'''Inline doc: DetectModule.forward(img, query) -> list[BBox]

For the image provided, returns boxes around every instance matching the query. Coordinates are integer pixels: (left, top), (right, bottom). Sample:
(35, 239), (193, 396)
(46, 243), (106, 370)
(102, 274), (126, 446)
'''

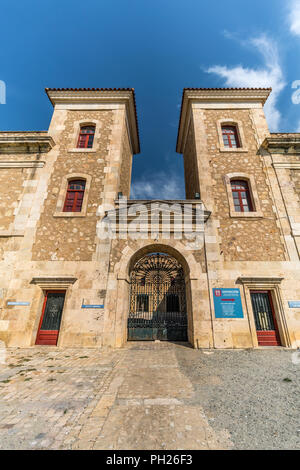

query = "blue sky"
(1, 0), (300, 199)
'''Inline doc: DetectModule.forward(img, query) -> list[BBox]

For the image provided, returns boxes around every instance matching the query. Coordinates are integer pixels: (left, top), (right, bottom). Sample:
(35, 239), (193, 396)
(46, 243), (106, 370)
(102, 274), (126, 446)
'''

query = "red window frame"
(222, 125), (240, 148)
(231, 179), (253, 212)
(77, 125), (95, 149)
(63, 179), (86, 212)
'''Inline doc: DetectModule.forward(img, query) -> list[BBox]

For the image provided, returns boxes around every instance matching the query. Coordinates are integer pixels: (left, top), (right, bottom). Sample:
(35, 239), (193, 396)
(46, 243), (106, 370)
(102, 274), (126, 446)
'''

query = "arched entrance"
(128, 252), (188, 341)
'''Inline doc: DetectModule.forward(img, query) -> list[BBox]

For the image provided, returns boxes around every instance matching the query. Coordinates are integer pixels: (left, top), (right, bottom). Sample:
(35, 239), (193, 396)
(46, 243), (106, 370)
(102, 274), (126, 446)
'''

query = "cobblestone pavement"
(0, 343), (299, 450)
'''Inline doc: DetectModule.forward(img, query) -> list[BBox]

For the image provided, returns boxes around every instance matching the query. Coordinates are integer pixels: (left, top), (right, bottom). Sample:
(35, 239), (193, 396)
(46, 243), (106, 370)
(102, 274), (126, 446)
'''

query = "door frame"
(238, 277), (292, 348)
(35, 290), (66, 346)
(250, 290), (281, 346)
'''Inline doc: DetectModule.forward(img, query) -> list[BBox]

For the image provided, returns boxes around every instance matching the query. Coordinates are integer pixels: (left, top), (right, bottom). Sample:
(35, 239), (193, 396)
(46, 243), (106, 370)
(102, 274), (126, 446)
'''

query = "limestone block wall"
(201, 108), (286, 262)
(32, 109), (114, 262)
(183, 123), (200, 199)
(290, 169), (300, 228)
(0, 136), (53, 340)
(0, 98), (136, 348)
(118, 123), (133, 198)
(1, 260), (107, 347)
(0, 167), (25, 232)
(179, 99), (300, 349)
(291, 169), (300, 195)
(269, 151), (300, 258)
(208, 260), (300, 349)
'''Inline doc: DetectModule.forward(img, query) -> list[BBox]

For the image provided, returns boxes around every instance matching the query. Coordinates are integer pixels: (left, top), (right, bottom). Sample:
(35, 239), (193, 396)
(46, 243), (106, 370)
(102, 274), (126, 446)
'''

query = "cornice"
(0, 133), (54, 154)
(272, 162), (300, 169)
(110, 199), (211, 225)
(0, 161), (45, 168)
(30, 276), (77, 289)
(262, 134), (300, 155)
(237, 277), (284, 285)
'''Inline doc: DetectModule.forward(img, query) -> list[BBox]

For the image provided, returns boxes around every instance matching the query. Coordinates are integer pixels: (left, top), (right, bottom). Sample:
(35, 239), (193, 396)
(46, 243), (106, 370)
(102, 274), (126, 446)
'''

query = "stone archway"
(128, 252), (188, 341)
(105, 242), (205, 348)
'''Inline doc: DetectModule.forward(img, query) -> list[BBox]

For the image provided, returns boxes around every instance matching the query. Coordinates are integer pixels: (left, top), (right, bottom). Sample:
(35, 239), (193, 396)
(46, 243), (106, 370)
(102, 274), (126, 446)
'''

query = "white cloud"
(130, 171), (185, 200)
(206, 35), (286, 131)
(288, 0), (300, 36)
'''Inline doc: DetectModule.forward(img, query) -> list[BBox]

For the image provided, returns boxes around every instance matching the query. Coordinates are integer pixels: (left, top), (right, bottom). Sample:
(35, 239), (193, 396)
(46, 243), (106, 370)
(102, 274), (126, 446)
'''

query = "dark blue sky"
(0, 0), (299, 199)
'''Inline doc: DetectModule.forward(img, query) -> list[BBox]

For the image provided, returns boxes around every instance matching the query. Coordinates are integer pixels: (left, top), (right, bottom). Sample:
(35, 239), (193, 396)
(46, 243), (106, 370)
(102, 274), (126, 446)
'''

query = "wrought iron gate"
(128, 253), (188, 341)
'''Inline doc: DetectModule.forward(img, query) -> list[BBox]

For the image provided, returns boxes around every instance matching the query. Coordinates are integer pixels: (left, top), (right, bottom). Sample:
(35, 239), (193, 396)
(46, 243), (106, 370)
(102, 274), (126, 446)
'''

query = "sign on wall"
(81, 304), (104, 309)
(7, 301), (30, 306)
(213, 288), (244, 319)
(288, 301), (300, 308)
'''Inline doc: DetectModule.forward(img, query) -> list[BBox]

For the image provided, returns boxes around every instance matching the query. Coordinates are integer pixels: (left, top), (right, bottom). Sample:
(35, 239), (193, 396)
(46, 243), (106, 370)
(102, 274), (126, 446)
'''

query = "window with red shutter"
(63, 180), (86, 212)
(231, 180), (253, 212)
(77, 126), (95, 149)
(222, 125), (240, 148)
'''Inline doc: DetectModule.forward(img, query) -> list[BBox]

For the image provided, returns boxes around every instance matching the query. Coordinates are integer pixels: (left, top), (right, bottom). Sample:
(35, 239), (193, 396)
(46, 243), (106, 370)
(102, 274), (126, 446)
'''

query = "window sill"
(229, 211), (263, 218)
(68, 148), (97, 153)
(53, 212), (87, 218)
(0, 230), (24, 237)
(219, 147), (249, 153)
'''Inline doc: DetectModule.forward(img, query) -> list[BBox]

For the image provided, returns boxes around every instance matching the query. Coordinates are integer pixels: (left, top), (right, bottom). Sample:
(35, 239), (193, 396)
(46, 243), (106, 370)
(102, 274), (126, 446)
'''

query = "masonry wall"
(179, 103), (300, 349)
(291, 169), (300, 200)
(202, 109), (286, 261)
(119, 123), (133, 198)
(32, 110), (114, 262)
(0, 144), (49, 344)
(0, 167), (26, 232)
(0, 102), (136, 348)
(183, 123), (200, 199)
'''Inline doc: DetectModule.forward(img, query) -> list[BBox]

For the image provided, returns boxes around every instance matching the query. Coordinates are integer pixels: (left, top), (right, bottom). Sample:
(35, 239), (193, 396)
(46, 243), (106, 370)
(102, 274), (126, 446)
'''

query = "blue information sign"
(7, 301), (30, 306)
(288, 301), (300, 308)
(213, 288), (244, 319)
(81, 304), (104, 309)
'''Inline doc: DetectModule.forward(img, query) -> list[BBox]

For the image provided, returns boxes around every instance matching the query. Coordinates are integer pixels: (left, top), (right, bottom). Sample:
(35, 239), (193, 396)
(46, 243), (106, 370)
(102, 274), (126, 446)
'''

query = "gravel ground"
(176, 347), (300, 450)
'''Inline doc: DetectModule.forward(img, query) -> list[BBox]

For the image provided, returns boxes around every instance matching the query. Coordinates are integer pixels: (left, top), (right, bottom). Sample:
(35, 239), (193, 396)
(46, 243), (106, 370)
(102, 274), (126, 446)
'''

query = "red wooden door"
(250, 291), (281, 346)
(35, 291), (66, 345)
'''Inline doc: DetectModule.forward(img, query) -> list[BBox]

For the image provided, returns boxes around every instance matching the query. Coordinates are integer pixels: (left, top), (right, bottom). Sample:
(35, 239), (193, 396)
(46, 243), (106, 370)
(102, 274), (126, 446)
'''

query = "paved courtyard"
(0, 342), (299, 450)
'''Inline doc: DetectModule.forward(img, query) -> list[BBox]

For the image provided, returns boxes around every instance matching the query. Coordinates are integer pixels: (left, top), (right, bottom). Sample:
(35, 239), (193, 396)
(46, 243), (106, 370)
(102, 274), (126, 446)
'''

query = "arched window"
(77, 125), (95, 149)
(63, 179), (86, 212)
(231, 180), (253, 212)
(222, 125), (240, 148)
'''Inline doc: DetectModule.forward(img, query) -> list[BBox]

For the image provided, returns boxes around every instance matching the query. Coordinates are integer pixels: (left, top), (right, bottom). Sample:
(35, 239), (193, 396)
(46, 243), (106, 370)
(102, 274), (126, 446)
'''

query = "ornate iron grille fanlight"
(128, 253), (188, 341)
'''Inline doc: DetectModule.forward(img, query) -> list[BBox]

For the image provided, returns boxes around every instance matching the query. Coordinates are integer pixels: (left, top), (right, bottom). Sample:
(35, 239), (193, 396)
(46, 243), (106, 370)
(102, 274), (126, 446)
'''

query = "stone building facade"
(0, 87), (299, 349)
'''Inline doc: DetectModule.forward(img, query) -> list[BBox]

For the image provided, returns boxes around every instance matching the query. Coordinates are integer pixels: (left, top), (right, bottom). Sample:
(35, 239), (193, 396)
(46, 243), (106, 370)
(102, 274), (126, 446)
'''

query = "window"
(222, 125), (240, 148)
(231, 180), (253, 212)
(77, 125), (95, 149)
(63, 179), (86, 212)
